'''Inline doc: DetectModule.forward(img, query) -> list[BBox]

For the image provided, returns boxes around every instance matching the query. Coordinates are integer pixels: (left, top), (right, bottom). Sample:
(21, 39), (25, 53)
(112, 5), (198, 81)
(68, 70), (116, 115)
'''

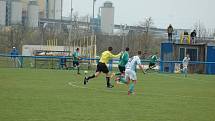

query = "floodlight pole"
(92, 0), (96, 34)
(68, 0), (73, 53)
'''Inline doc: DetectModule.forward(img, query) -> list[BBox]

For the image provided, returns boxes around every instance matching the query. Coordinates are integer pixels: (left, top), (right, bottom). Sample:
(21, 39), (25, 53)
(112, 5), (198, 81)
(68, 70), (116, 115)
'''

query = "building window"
(179, 48), (198, 61)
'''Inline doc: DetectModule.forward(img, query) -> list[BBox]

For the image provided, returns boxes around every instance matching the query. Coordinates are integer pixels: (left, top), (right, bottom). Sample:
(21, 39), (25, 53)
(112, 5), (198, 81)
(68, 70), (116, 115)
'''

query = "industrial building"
(11, 0), (23, 25)
(101, 1), (114, 34)
(27, 1), (39, 27)
(0, 0), (6, 26)
(0, 0), (63, 27)
(45, 0), (63, 20)
(21, 0), (46, 18)
(3, 0), (23, 25)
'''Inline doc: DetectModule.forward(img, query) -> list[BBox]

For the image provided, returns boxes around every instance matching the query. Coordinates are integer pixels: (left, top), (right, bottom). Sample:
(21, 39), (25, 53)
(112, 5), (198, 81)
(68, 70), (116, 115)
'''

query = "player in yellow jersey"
(84, 47), (121, 88)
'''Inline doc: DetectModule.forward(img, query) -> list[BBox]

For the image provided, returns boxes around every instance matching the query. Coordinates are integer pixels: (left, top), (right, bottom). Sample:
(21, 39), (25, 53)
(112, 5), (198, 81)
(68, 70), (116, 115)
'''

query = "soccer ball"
(84, 70), (88, 74)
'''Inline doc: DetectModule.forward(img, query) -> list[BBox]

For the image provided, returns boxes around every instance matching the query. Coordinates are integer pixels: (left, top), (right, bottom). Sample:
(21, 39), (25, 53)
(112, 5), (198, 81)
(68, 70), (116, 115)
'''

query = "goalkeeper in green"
(146, 52), (158, 72)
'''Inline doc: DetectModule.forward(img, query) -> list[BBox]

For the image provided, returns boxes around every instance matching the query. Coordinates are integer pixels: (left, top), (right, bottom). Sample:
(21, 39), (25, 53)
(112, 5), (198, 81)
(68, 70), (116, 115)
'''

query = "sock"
(77, 67), (80, 73)
(184, 68), (187, 77)
(106, 77), (110, 86)
(115, 72), (121, 76)
(129, 83), (134, 93)
(146, 68), (149, 71)
(87, 74), (95, 80)
(119, 77), (127, 84)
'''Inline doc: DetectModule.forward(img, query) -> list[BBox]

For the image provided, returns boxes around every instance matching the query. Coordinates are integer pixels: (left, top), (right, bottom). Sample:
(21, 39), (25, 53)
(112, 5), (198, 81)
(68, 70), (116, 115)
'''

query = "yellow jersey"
(99, 51), (121, 64)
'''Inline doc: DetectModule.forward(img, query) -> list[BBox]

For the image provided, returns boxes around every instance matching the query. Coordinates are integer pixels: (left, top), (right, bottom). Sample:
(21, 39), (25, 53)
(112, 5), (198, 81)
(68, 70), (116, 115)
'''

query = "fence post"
(108, 60), (113, 71)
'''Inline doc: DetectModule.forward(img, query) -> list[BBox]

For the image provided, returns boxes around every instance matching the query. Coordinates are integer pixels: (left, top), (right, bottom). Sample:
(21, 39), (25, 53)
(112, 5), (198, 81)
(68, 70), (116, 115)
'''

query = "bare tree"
(193, 21), (207, 41)
(139, 17), (154, 52)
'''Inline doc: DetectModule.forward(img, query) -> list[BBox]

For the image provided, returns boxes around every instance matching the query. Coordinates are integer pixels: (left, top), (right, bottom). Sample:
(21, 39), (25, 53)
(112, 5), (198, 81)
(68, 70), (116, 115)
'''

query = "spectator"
(190, 30), (197, 44)
(10, 47), (19, 57)
(167, 24), (174, 42)
(10, 47), (19, 67)
(60, 53), (68, 69)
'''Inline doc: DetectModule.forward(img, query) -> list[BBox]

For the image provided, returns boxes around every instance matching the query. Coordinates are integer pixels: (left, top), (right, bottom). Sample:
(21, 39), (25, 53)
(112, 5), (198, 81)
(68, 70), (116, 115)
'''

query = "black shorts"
(168, 33), (172, 37)
(73, 61), (79, 67)
(96, 62), (109, 73)
(118, 65), (125, 73)
(149, 63), (155, 68)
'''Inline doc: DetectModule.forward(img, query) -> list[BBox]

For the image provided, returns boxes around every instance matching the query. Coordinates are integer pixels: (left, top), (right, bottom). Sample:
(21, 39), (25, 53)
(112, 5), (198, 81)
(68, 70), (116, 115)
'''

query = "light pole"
(61, 0), (63, 21)
(68, 0), (73, 54)
(92, 0), (96, 33)
(69, 0), (73, 42)
(93, 0), (96, 19)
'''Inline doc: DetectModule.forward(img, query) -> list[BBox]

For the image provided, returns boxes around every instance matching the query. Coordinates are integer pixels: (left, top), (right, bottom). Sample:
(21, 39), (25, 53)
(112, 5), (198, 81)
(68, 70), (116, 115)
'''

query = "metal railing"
(1, 54), (215, 74)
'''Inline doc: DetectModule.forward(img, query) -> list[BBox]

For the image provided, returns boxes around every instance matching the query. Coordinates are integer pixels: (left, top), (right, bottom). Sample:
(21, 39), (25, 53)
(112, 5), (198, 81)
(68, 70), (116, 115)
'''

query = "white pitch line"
(68, 81), (127, 93)
(67, 81), (215, 100)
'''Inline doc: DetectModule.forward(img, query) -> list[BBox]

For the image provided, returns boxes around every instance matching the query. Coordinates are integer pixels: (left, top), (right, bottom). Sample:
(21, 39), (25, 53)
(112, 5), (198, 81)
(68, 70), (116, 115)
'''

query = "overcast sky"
(62, 0), (215, 29)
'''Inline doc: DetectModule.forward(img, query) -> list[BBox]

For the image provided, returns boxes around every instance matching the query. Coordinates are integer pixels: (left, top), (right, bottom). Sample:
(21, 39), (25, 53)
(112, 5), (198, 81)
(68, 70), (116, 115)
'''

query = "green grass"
(0, 68), (215, 121)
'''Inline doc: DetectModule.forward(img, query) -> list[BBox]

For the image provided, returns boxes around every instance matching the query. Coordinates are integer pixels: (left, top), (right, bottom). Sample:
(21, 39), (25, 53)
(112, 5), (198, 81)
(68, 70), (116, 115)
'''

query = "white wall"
(101, 7), (114, 34)
(22, 45), (66, 56)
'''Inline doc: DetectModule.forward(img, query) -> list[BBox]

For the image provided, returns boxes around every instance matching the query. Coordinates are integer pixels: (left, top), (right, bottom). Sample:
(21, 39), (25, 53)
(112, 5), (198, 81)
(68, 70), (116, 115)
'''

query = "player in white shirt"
(182, 54), (190, 77)
(125, 51), (145, 95)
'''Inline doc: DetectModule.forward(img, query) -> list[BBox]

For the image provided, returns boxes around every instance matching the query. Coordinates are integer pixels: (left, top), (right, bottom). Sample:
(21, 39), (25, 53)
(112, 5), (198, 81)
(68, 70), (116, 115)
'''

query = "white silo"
(11, 0), (22, 24)
(0, 0), (6, 26)
(54, 0), (62, 19)
(27, 1), (39, 27)
(46, 0), (62, 20)
(101, 1), (114, 34)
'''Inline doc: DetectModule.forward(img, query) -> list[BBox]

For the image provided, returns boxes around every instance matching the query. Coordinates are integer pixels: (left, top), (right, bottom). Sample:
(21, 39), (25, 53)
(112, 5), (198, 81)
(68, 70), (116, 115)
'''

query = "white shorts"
(125, 69), (137, 81)
(183, 67), (188, 72)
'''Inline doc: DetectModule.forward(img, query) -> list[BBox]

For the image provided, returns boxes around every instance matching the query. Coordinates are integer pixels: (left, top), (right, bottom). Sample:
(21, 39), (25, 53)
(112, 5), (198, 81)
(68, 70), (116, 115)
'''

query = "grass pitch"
(0, 68), (215, 121)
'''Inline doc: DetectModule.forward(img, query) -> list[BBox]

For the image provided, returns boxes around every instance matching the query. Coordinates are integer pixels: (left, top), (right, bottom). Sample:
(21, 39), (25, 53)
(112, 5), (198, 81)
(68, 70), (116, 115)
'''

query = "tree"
(139, 17), (154, 52)
(193, 21), (207, 41)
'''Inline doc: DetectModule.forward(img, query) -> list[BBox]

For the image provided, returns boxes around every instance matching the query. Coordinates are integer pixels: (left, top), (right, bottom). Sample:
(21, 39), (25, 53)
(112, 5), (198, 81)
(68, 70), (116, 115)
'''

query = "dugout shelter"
(160, 42), (215, 74)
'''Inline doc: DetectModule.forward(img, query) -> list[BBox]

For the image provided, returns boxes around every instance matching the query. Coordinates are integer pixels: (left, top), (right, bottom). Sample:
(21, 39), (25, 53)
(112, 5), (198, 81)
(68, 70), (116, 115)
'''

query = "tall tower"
(38, 0), (45, 17)
(27, 1), (39, 27)
(101, 1), (114, 34)
(21, 0), (45, 18)
(10, 0), (22, 25)
(45, 0), (62, 20)
(0, 0), (6, 26)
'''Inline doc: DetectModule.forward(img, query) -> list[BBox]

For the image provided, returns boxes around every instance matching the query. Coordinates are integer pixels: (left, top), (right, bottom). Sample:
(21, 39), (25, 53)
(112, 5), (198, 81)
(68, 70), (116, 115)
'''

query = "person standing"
(60, 53), (68, 69)
(84, 47), (121, 88)
(182, 54), (190, 77)
(10, 47), (19, 67)
(190, 30), (197, 44)
(72, 48), (81, 74)
(167, 24), (174, 42)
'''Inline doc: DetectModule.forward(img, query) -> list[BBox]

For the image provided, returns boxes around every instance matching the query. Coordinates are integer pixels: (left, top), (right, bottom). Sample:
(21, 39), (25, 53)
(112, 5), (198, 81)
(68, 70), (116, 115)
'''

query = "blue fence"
(0, 54), (100, 70)
(160, 60), (215, 74)
(0, 54), (215, 74)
